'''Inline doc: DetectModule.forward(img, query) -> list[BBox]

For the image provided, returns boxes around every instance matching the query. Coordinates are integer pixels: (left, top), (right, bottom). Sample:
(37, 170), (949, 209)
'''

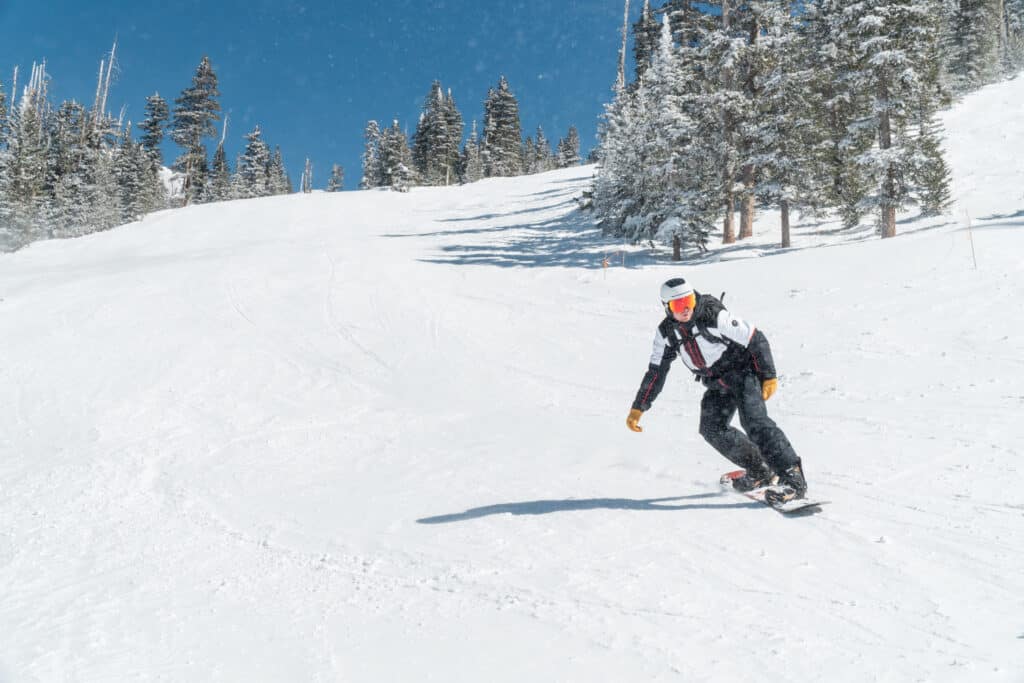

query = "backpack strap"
(658, 317), (683, 358)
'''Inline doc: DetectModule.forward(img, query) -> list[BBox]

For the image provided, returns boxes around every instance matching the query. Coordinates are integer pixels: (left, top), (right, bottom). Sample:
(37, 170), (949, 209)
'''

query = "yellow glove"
(761, 378), (778, 401)
(626, 408), (644, 432)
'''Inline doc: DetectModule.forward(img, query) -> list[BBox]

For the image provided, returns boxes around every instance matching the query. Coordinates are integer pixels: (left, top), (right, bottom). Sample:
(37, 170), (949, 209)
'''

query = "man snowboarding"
(626, 277), (807, 505)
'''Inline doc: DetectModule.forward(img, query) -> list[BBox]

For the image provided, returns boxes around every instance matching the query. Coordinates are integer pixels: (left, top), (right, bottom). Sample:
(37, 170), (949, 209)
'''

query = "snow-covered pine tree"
(460, 120), (484, 183)
(556, 126), (581, 167)
(804, 0), (876, 229)
(379, 120), (415, 191)
(594, 79), (643, 237)
(632, 0), (661, 83)
(360, 120), (382, 189)
(85, 136), (122, 234)
(730, 1), (769, 240)
(138, 93), (168, 166)
(301, 157), (313, 193)
(170, 56), (220, 205)
(746, 0), (826, 247)
(846, 0), (949, 237)
(696, 0), (748, 244)
(113, 123), (149, 223)
(907, 2), (954, 217)
(237, 125), (271, 198)
(327, 164), (344, 192)
(412, 81), (451, 185)
(663, 0), (719, 60)
(950, 0), (1003, 90)
(645, 15), (717, 256)
(482, 76), (523, 177)
(0, 79), (13, 250)
(521, 136), (536, 174)
(269, 146), (291, 195)
(909, 115), (953, 215)
(533, 126), (554, 173)
(209, 141), (232, 202)
(45, 100), (87, 239)
(1006, 0), (1024, 69)
(442, 89), (464, 185)
(5, 65), (50, 245)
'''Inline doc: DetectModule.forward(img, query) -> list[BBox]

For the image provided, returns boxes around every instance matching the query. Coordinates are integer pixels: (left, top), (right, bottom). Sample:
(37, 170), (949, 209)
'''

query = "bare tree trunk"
(723, 197), (736, 244)
(879, 82), (896, 239)
(184, 156), (193, 207)
(739, 164), (755, 239)
(673, 234), (682, 261)
(997, 0), (1009, 65)
(739, 17), (759, 240)
(780, 199), (791, 248)
(721, 0), (736, 245)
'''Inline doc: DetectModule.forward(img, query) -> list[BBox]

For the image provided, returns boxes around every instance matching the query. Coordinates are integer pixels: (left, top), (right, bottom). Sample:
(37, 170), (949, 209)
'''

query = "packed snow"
(1, 77), (1022, 682)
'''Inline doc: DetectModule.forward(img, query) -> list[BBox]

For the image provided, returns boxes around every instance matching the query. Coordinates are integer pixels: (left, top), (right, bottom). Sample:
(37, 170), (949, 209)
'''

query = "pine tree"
(533, 126), (554, 173)
(412, 81), (452, 185)
(594, 81), (643, 237)
(482, 76), (523, 177)
(909, 116), (953, 215)
(632, 0), (661, 83)
(170, 56), (220, 204)
(641, 15), (716, 255)
(327, 164), (344, 192)
(460, 120), (484, 183)
(208, 141), (232, 202)
(360, 120), (382, 189)
(696, 0), (748, 244)
(951, 0), (1002, 90)
(1006, 0), (1024, 69)
(380, 120), (415, 191)
(746, 0), (826, 247)
(114, 124), (149, 223)
(46, 100), (89, 239)
(0, 79), (13, 250)
(442, 89), (464, 184)
(238, 125), (271, 198)
(522, 136), (537, 174)
(556, 126), (581, 167)
(845, 0), (949, 237)
(269, 146), (291, 195)
(138, 93), (168, 166)
(5, 66), (50, 245)
(805, 0), (876, 229)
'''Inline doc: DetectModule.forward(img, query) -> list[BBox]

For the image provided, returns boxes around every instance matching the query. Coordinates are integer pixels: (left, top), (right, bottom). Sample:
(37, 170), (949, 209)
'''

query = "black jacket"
(631, 293), (776, 411)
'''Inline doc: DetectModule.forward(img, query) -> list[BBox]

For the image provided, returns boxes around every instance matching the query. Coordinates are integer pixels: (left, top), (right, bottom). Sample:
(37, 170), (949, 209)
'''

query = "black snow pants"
(698, 373), (799, 474)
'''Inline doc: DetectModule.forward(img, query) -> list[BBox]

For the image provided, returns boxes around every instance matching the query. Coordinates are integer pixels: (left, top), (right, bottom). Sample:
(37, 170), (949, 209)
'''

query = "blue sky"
(0, 1), (646, 189)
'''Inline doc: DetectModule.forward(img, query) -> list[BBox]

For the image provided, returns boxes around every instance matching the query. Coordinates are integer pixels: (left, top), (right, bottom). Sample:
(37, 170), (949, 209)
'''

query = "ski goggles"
(667, 293), (696, 313)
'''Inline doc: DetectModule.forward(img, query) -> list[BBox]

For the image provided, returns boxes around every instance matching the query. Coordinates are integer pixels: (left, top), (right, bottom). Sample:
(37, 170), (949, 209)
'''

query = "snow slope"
(1, 78), (1023, 682)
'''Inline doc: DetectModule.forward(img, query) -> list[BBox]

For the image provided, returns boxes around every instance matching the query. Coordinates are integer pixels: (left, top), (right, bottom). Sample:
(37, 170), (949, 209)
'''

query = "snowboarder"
(626, 277), (807, 504)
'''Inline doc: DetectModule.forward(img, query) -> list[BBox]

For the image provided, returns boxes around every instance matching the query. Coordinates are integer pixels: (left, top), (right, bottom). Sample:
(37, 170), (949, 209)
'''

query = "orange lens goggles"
(668, 294), (696, 313)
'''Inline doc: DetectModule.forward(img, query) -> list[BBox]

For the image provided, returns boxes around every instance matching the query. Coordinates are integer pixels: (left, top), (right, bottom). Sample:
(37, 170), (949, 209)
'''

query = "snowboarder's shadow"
(416, 492), (761, 524)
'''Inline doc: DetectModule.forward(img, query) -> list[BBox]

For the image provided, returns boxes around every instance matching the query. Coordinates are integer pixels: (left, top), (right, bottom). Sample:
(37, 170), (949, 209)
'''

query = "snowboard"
(720, 470), (828, 514)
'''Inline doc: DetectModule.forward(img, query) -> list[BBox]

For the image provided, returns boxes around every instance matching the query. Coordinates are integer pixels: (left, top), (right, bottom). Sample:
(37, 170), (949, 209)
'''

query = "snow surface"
(1, 78), (1023, 682)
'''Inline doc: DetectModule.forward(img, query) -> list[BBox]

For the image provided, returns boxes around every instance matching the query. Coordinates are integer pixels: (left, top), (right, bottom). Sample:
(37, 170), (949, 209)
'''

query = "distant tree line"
(595, 0), (1024, 258)
(0, 48), (330, 252)
(360, 76), (581, 191)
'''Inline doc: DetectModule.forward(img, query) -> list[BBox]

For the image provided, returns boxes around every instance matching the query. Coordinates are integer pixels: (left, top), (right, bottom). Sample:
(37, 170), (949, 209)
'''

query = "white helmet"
(660, 277), (694, 305)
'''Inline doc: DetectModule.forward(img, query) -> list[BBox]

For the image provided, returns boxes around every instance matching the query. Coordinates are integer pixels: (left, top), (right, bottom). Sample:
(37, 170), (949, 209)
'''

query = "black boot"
(731, 463), (775, 492)
(764, 463), (807, 505)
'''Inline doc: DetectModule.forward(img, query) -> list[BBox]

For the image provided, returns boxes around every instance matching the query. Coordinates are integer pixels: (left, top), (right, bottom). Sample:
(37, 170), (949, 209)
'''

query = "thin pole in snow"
(966, 211), (978, 270)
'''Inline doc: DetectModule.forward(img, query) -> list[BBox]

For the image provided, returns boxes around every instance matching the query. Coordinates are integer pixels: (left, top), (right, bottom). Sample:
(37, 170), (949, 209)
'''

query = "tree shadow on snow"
(381, 189), (663, 270)
(416, 492), (760, 524)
